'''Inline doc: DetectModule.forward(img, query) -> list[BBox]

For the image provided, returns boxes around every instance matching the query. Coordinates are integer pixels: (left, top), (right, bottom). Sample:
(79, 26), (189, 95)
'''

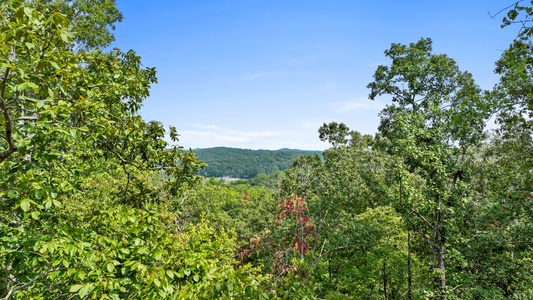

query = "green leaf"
(20, 198), (31, 212)
(177, 268), (184, 278)
(26, 81), (39, 91)
(23, 7), (32, 17)
(69, 284), (83, 293)
(16, 83), (27, 91)
(79, 284), (92, 298)
(33, 189), (44, 199)
(31, 211), (40, 220)
(136, 262), (145, 271)
(50, 61), (60, 70)
(77, 270), (87, 280)
(129, 261), (139, 270)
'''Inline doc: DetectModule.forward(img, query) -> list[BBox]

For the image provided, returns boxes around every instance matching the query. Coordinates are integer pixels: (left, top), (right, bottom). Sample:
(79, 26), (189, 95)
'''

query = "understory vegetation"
(1, 1), (532, 299)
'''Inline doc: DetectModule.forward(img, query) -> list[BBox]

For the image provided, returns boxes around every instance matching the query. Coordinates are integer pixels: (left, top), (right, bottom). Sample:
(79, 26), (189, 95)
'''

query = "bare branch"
(407, 206), (432, 229)
(1, 268), (64, 300)
(312, 238), (328, 266)
(488, 1), (522, 20)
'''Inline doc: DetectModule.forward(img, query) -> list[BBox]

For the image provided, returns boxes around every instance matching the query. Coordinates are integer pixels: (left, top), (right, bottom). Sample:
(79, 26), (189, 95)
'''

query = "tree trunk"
(407, 231), (412, 300)
(436, 211), (446, 300)
(382, 258), (388, 299)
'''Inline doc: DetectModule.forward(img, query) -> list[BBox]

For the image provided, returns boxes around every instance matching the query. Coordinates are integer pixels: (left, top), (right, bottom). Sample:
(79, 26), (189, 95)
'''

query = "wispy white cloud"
(331, 97), (386, 113)
(240, 71), (279, 81)
(185, 123), (295, 138)
(176, 123), (312, 149)
(187, 124), (226, 131)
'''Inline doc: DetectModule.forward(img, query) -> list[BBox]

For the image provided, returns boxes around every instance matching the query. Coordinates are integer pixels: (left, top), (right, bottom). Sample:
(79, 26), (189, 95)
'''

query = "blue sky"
(111, 1), (517, 150)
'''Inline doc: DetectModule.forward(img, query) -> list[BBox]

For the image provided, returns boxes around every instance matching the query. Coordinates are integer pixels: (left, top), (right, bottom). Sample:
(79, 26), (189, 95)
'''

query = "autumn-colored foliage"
(276, 194), (316, 257)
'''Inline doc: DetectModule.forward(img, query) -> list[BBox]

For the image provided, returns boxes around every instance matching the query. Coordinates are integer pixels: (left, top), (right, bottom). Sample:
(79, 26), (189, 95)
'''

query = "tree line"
(194, 147), (322, 179)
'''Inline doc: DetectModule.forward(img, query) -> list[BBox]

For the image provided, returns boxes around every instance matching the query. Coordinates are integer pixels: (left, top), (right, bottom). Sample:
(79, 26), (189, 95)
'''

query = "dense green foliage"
(1, 1), (533, 299)
(0, 1), (269, 299)
(194, 147), (322, 179)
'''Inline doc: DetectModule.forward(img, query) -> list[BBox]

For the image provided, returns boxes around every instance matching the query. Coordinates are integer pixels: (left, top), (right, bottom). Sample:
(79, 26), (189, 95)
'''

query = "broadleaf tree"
(367, 38), (489, 299)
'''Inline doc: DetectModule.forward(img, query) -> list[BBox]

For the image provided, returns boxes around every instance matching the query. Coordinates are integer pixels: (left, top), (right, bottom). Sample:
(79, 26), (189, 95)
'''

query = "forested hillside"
(1, 1), (533, 299)
(194, 147), (322, 178)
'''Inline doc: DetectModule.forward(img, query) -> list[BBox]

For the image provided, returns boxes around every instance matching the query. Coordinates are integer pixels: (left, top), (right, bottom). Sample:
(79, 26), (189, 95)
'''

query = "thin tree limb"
(1, 268), (64, 300)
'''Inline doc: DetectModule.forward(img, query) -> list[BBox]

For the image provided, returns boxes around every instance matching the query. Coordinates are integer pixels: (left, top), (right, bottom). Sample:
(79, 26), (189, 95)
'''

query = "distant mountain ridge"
(193, 147), (322, 179)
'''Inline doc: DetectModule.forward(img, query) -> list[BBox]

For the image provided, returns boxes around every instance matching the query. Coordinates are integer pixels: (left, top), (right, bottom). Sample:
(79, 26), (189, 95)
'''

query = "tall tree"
(368, 38), (487, 299)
